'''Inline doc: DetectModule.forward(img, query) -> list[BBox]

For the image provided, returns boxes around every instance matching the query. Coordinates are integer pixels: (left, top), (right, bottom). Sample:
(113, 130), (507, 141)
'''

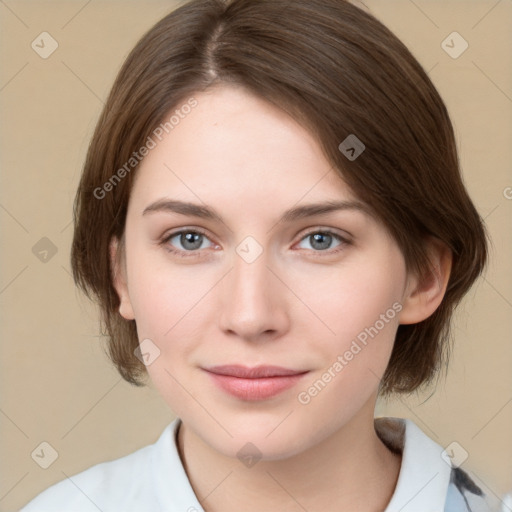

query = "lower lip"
(205, 372), (308, 401)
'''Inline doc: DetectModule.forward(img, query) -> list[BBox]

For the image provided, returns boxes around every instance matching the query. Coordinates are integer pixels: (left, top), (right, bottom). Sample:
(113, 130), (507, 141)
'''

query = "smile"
(203, 365), (310, 401)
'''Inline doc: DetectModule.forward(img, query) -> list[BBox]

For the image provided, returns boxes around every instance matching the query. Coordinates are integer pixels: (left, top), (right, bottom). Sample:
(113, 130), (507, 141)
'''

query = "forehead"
(130, 84), (358, 215)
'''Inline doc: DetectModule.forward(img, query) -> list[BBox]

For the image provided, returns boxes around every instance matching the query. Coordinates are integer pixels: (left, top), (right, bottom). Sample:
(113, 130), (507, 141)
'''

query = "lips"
(203, 365), (309, 401)
(205, 365), (306, 378)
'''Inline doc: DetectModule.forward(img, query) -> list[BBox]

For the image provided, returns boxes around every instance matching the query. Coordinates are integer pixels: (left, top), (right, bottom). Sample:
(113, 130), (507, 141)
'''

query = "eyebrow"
(142, 198), (370, 224)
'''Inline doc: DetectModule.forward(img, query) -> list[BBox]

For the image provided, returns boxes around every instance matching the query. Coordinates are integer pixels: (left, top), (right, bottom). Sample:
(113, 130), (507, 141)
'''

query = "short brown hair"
(71, 0), (488, 394)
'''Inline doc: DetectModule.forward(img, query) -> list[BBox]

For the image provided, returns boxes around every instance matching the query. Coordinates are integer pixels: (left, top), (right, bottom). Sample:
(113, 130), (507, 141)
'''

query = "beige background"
(0, 1), (511, 511)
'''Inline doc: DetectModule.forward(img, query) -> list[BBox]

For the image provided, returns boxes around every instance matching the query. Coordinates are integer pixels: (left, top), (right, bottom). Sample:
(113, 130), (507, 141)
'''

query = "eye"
(160, 227), (351, 259)
(161, 229), (216, 258)
(295, 230), (349, 253)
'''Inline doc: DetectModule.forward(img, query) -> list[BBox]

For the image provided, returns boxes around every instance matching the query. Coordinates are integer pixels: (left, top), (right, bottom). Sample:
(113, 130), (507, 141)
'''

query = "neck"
(177, 401), (402, 512)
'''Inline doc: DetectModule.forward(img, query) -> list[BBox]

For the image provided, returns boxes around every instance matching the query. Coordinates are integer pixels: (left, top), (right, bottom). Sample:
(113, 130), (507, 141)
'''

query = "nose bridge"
(232, 242), (273, 314)
(218, 237), (285, 339)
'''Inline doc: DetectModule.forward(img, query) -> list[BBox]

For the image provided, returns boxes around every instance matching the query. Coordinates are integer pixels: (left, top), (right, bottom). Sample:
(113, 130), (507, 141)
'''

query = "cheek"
(289, 257), (404, 345)
(126, 245), (207, 336)
(128, 276), (171, 338)
(294, 274), (401, 423)
(125, 253), (221, 391)
(129, 261), (209, 411)
(290, 253), (405, 402)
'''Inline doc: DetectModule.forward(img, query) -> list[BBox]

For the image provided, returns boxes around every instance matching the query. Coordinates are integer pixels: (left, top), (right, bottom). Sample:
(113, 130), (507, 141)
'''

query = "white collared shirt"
(20, 417), (492, 512)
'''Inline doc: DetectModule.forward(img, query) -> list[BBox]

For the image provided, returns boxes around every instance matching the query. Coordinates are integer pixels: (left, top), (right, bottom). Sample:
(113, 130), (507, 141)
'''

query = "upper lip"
(204, 365), (308, 379)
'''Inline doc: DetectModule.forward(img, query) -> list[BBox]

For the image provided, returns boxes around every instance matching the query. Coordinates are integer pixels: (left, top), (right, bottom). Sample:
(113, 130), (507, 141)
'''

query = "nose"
(217, 244), (290, 342)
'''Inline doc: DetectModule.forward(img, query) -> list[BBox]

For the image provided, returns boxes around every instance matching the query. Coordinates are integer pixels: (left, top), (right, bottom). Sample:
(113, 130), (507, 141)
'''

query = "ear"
(399, 238), (452, 325)
(109, 236), (135, 321)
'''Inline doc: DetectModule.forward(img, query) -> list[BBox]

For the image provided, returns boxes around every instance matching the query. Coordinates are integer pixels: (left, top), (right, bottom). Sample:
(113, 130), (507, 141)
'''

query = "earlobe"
(399, 239), (452, 325)
(109, 237), (135, 320)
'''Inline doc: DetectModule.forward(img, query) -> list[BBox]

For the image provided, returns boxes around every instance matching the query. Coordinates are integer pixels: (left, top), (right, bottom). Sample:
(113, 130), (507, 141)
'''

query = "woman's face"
(114, 84), (412, 460)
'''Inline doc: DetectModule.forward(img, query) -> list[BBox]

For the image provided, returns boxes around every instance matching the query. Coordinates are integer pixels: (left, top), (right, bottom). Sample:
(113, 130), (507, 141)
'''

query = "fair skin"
(111, 84), (451, 512)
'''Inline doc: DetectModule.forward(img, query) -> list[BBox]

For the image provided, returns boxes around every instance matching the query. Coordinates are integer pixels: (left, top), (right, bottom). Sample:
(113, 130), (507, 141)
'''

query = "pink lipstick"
(203, 365), (309, 401)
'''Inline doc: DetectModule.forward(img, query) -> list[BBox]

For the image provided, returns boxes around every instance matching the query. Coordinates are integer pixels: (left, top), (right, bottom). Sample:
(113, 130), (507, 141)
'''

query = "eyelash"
(159, 227), (351, 259)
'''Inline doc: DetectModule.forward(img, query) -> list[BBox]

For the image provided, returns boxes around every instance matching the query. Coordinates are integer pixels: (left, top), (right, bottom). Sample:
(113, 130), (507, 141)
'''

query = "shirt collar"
(153, 417), (205, 511)
(155, 417), (452, 512)
(377, 417), (452, 512)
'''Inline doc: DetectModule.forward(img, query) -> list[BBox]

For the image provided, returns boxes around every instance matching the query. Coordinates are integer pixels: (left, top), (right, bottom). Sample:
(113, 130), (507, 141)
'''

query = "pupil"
(182, 232), (201, 250)
(312, 233), (331, 250)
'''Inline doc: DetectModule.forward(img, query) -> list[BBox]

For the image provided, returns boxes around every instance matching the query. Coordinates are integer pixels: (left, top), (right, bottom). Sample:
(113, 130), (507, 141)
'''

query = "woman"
(21, 0), (491, 510)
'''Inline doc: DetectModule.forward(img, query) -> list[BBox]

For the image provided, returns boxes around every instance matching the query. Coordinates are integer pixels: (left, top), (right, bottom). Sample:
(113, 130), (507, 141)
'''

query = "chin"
(186, 410), (301, 457)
